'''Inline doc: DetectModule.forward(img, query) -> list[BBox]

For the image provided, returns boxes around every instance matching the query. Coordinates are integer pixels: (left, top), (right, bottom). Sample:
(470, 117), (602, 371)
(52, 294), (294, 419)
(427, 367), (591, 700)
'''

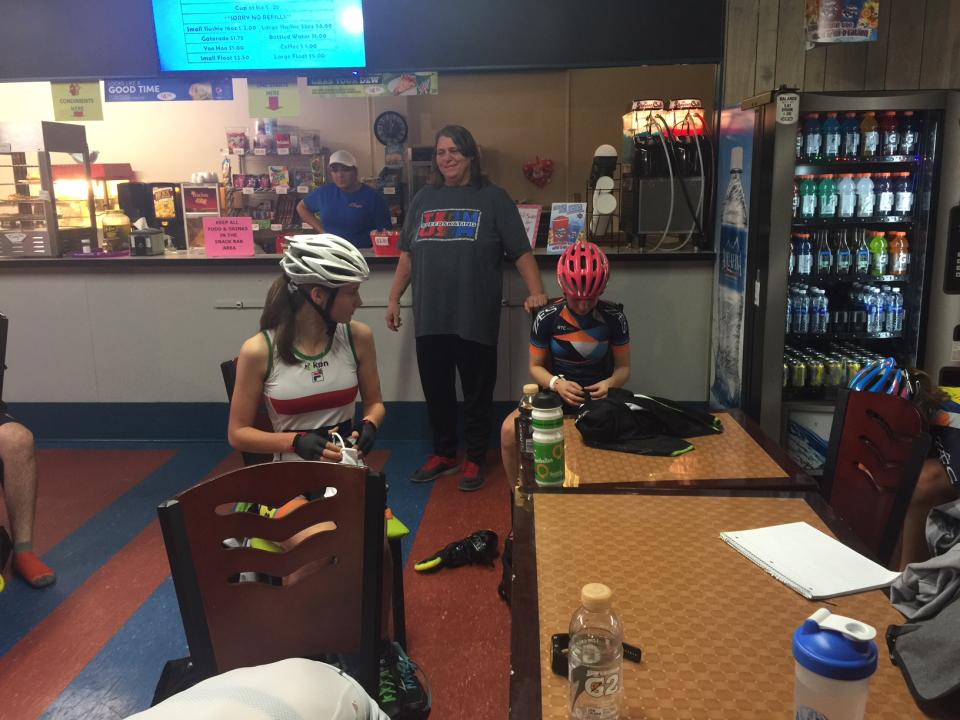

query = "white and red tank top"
(262, 324), (359, 460)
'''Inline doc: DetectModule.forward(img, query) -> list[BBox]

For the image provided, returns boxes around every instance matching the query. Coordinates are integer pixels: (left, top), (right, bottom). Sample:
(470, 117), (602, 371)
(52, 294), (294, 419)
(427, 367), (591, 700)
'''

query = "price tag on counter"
(277, 148), (289, 155)
(296, 185), (310, 194)
(275, 186), (288, 194)
(254, 148), (267, 156)
(270, 223), (283, 231)
(234, 148), (245, 156)
(242, 187), (255, 195)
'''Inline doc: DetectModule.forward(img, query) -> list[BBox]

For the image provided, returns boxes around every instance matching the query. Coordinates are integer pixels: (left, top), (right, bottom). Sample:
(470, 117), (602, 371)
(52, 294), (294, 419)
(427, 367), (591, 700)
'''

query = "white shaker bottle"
(793, 608), (878, 720)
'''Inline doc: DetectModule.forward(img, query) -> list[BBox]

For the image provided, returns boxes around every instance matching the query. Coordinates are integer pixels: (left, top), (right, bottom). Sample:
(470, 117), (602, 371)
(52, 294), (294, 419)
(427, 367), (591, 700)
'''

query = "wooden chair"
(154, 461), (385, 702)
(220, 357), (406, 648)
(822, 388), (931, 567)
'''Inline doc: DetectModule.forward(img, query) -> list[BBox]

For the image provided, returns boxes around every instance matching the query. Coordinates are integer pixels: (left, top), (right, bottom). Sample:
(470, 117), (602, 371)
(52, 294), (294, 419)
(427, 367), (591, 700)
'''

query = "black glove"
(293, 431), (327, 460)
(353, 419), (378, 455)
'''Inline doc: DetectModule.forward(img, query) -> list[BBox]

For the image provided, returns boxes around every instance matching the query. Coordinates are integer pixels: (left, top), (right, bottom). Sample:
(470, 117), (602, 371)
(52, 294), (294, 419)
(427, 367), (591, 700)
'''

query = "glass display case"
(0, 121), (97, 257)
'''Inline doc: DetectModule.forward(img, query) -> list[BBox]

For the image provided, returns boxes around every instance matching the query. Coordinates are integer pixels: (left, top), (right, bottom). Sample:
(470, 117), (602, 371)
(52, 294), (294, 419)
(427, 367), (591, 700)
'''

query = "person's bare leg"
(899, 459), (956, 569)
(500, 410), (520, 488)
(0, 421), (55, 587)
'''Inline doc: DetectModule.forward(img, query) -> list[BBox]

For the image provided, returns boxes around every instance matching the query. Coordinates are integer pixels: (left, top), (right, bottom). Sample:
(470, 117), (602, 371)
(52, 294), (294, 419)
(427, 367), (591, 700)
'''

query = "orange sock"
(13, 551), (56, 588)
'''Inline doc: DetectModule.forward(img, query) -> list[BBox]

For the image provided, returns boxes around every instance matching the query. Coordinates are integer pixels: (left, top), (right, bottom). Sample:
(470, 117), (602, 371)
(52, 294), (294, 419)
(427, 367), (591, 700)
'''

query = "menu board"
(151, 0), (367, 72)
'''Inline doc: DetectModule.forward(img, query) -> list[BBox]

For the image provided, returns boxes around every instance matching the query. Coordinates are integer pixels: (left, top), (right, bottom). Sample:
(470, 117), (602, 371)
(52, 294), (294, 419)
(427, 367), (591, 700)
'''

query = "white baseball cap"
(328, 150), (358, 168)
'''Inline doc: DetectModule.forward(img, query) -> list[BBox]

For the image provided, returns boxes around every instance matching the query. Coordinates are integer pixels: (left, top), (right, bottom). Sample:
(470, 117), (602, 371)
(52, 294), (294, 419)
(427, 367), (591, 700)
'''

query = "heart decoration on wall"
(522, 156), (555, 188)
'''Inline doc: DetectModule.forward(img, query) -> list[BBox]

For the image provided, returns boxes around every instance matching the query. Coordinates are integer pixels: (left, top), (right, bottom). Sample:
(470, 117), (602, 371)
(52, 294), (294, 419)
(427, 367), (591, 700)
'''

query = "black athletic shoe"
(457, 460), (485, 492)
(378, 645), (402, 718)
(392, 642), (431, 719)
(413, 529), (499, 573)
(411, 455), (460, 483)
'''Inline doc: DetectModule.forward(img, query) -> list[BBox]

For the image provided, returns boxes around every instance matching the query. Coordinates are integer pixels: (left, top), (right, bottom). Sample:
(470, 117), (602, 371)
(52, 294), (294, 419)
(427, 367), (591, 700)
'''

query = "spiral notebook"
(720, 521), (901, 600)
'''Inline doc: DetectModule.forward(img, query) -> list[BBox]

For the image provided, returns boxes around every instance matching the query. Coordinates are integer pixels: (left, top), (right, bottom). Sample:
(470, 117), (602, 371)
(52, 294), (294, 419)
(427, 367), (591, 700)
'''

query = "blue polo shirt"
(302, 183), (392, 248)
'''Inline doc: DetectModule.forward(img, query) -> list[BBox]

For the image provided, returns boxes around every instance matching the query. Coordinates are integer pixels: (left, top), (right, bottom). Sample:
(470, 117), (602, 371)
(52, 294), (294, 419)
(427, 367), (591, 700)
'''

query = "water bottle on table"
(793, 608), (878, 720)
(515, 383), (539, 491)
(569, 583), (624, 720)
(532, 391), (565, 487)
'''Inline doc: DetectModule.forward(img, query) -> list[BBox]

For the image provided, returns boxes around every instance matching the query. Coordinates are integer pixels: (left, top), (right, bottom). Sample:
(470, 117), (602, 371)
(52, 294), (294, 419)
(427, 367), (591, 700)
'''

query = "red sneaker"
(458, 460), (485, 492)
(411, 454), (460, 483)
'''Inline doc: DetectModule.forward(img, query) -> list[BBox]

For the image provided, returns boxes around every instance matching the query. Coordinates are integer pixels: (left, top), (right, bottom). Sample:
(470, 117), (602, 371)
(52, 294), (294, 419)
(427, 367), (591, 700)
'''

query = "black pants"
(415, 334), (497, 465)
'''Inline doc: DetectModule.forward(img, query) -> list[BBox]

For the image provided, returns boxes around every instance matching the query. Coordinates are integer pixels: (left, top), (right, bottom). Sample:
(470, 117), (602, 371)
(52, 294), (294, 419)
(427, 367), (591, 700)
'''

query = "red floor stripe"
(402, 450), (513, 720)
(0, 451), (243, 719)
(0, 449), (175, 554)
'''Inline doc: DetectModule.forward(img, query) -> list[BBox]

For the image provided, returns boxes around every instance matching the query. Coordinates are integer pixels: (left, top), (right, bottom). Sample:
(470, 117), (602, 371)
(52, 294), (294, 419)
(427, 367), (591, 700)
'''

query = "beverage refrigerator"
(710, 90), (960, 473)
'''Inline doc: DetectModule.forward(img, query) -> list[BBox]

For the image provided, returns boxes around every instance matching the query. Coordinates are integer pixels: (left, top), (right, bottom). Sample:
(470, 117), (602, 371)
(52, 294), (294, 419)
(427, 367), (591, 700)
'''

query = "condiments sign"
(203, 217), (254, 257)
(50, 82), (103, 121)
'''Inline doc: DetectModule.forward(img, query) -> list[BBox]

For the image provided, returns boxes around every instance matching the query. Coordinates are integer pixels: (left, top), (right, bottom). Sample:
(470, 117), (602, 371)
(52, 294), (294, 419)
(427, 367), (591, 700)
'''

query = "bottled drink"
(868, 232), (888, 277)
(879, 286), (891, 333)
(516, 383), (539, 491)
(803, 114), (823, 160)
(860, 112), (879, 157)
(899, 111), (919, 155)
(798, 289), (811, 334)
(834, 230), (852, 276)
(819, 290), (830, 334)
(799, 175), (818, 218)
(894, 172), (914, 215)
(822, 112), (841, 159)
(795, 127), (804, 159)
(866, 287), (881, 335)
(880, 111), (900, 156)
(891, 288), (904, 334)
(841, 112), (860, 157)
(569, 583), (624, 720)
(786, 291), (793, 333)
(792, 180), (800, 220)
(792, 289), (804, 334)
(796, 233), (813, 278)
(816, 231), (833, 277)
(532, 391), (564, 486)
(855, 174), (875, 217)
(875, 173), (894, 215)
(854, 229), (871, 276)
(789, 235), (796, 277)
(817, 175), (838, 217)
(888, 231), (910, 277)
(837, 174), (857, 218)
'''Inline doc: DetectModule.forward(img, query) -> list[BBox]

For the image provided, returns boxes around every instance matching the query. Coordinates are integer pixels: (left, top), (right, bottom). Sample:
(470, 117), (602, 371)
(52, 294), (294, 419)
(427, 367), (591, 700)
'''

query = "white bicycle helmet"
(280, 234), (370, 287)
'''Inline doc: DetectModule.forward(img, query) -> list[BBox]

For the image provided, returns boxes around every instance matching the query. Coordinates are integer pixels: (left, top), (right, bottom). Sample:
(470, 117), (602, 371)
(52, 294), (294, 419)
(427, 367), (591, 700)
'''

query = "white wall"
(0, 261), (713, 404)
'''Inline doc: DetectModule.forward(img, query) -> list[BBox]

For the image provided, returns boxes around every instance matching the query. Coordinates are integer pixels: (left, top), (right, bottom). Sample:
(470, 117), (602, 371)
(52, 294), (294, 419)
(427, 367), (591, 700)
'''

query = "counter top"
(0, 247), (715, 270)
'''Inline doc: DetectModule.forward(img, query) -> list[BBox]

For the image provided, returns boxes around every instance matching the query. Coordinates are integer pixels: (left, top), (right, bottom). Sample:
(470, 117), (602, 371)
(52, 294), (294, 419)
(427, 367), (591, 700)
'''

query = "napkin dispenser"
(130, 227), (167, 256)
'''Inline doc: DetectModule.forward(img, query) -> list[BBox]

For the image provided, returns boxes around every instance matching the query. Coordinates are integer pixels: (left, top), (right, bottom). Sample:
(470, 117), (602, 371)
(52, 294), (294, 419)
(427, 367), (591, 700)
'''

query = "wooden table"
(560, 410), (817, 491)
(509, 490), (925, 719)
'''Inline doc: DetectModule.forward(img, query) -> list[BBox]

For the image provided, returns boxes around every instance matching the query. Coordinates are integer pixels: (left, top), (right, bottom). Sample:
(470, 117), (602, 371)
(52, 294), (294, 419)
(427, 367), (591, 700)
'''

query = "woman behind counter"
(385, 125), (547, 492)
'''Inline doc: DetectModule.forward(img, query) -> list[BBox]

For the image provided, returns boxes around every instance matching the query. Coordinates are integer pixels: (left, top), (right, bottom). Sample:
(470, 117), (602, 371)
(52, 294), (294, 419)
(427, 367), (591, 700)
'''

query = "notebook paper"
(720, 521), (901, 600)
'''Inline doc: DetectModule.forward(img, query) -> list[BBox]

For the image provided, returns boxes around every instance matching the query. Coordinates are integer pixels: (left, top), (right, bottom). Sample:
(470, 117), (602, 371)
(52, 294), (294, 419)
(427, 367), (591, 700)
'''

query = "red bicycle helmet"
(557, 241), (610, 300)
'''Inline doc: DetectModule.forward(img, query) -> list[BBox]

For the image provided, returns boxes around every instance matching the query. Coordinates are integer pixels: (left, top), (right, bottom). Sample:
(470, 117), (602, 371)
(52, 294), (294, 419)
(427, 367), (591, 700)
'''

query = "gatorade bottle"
(894, 173), (914, 215)
(532, 391), (564, 487)
(817, 175), (838, 218)
(799, 175), (818, 219)
(855, 174), (875, 218)
(816, 231), (833, 278)
(515, 383), (539, 491)
(875, 173), (894, 215)
(569, 583), (624, 720)
(889, 232), (910, 277)
(860, 112), (879, 157)
(837, 174), (857, 218)
(868, 231), (888, 277)
(880, 111), (900, 156)
(841, 112), (860, 158)
(796, 233), (813, 278)
(835, 230), (853, 277)
(854, 229), (871, 276)
(822, 113), (841, 159)
(899, 111), (919, 155)
(803, 114), (822, 160)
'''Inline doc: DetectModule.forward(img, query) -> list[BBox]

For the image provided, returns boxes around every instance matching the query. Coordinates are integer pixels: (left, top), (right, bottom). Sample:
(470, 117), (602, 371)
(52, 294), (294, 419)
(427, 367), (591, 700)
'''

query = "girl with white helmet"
(228, 234), (385, 462)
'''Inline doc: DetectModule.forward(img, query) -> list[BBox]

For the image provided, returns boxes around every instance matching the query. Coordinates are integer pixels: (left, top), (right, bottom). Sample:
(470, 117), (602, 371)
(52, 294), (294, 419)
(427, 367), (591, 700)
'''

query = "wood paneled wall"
(723, 0), (960, 106)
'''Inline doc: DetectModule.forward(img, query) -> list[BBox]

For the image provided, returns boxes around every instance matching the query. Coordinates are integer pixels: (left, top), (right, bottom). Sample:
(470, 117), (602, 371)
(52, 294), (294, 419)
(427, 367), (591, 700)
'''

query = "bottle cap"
(532, 390), (563, 410)
(793, 608), (878, 681)
(523, 383), (539, 395)
(864, 111), (875, 116)
(883, 111), (896, 116)
(580, 583), (613, 612)
(845, 112), (857, 117)
(904, 111), (914, 116)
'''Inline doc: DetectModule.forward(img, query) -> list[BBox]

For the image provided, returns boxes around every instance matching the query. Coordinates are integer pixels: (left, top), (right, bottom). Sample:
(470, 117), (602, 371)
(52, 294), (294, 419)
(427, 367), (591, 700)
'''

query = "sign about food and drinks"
(247, 77), (300, 117)
(50, 82), (103, 121)
(806, 0), (879, 44)
(104, 78), (233, 102)
(546, 203), (586, 254)
(183, 185), (220, 213)
(203, 216), (254, 256)
(307, 72), (438, 97)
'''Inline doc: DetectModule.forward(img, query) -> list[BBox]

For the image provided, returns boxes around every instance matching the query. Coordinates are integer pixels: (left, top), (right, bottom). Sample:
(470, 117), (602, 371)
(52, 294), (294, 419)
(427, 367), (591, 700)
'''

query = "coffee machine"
(117, 182), (186, 250)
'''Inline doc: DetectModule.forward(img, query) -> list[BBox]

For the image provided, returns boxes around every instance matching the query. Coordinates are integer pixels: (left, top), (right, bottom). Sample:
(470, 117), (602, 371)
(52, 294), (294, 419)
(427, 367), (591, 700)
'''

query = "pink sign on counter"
(203, 216), (254, 256)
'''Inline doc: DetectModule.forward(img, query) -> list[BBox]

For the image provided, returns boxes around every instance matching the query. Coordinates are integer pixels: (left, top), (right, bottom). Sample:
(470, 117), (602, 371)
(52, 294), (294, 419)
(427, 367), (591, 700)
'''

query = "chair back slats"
(158, 461), (384, 689)
(824, 389), (930, 565)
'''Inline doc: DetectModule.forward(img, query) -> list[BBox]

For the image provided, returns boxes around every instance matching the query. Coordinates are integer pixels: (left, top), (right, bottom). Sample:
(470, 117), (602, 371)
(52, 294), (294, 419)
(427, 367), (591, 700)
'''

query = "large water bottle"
(891, 288), (904, 334)
(532, 391), (565, 487)
(792, 290), (805, 335)
(809, 290), (822, 335)
(569, 583), (624, 720)
(880, 286), (893, 333)
(865, 288), (881, 335)
(818, 289), (830, 334)
(799, 289), (811, 334)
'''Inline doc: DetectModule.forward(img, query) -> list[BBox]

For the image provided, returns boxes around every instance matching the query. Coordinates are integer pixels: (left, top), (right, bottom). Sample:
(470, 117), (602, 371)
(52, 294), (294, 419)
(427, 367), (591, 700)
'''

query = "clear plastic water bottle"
(879, 286), (891, 333)
(865, 288), (881, 336)
(799, 289), (811, 334)
(818, 289), (830, 334)
(809, 290), (822, 335)
(786, 291), (793, 333)
(891, 288), (904, 334)
(569, 583), (624, 720)
(793, 289), (805, 335)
